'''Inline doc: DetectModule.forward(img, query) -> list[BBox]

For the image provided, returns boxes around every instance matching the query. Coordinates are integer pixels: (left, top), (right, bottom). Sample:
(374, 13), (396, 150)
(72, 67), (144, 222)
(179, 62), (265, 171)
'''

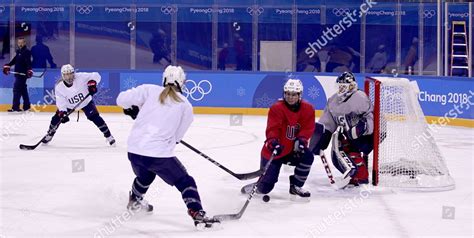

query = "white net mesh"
(366, 77), (455, 191)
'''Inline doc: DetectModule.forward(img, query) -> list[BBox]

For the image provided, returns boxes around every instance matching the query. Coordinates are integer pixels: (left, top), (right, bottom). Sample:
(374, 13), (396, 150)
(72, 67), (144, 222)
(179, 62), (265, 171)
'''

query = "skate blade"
(127, 205), (154, 215)
(289, 194), (310, 203)
(195, 221), (222, 231)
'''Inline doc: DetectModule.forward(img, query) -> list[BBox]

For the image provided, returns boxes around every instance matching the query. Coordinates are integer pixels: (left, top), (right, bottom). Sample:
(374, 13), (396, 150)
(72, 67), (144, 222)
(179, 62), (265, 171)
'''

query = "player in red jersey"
(258, 79), (315, 199)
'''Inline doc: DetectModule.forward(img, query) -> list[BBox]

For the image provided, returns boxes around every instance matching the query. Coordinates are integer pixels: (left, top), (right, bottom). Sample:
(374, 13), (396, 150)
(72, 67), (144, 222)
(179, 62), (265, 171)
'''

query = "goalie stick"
(19, 93), (91, 150)
(319, 150), (351, 189)
(212, 150), (277, 221)
(180, 140), (261, 180)
(12, 68), (47, 78)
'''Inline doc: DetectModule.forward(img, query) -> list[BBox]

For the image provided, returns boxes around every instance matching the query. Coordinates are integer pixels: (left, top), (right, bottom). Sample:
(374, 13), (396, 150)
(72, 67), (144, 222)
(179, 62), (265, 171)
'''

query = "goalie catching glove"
(338, 114), (368, 140)
(347, 117), (368, 140)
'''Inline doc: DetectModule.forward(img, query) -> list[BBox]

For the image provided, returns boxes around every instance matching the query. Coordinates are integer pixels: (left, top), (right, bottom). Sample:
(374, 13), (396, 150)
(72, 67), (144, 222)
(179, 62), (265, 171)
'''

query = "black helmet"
(336, 72), (355, 84)
(336, 72), (357, 98)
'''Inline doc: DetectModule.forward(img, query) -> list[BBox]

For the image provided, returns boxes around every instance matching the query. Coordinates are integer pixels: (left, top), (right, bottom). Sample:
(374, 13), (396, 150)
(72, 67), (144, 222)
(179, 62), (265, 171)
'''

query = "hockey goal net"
(364, 77), (455, 191)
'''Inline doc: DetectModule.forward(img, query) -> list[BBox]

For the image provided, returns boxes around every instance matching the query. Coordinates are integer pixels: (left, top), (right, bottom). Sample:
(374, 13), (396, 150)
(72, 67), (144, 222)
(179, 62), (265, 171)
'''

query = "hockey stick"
(12, 68), (47, 78)
(19, 93), (91, 150)
(180, 140), (262, 180)
(213, 150), (277, 221)
(319, 150), (351, 189)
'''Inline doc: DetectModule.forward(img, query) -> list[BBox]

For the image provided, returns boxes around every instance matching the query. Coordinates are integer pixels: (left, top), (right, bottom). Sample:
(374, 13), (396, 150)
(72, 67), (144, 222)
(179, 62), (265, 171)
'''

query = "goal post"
(364, 77), (455, 191)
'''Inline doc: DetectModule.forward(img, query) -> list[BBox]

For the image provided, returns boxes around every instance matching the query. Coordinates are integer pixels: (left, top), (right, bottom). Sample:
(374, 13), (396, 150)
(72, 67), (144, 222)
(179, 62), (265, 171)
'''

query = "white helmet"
(283, 79), (303, 94)
(162, 65), (186, 91)
(61, 64), (75, 85)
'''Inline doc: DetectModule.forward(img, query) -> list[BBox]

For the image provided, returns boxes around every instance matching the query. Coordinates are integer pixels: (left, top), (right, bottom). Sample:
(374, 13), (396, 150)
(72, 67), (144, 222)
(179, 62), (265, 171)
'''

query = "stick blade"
(213, 213), (241, 221)
(19, 144), (39, 150)
(235, 170), (262, 180)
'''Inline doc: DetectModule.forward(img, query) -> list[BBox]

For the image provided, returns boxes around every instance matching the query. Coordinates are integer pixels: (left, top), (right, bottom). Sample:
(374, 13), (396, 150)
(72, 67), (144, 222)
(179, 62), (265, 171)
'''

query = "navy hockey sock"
(175, 175), (203, 211)
(291, 150), (314, 187)
(131, 177), (152, 198)
(88, 114), (112, 137)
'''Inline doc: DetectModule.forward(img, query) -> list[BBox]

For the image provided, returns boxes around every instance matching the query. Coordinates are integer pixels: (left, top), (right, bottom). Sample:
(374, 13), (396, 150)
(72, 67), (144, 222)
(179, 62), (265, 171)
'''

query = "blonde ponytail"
(159, 85), (184, 104)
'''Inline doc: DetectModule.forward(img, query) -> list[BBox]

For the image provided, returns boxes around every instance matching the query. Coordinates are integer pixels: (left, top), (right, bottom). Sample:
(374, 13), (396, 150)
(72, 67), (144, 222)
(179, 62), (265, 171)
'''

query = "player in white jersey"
(116, 65), (219, 230)
(41, 64), (115, 145)
(310, 72), (374, 186)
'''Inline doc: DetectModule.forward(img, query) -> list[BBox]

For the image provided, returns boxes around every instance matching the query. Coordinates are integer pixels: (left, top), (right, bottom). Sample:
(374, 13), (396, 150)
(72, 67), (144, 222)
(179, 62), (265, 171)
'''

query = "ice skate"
(188, 209), (221, 230)
(289, 185), (311, 202)
(127, 192), (153, 213)
(106, 135), (116, 146)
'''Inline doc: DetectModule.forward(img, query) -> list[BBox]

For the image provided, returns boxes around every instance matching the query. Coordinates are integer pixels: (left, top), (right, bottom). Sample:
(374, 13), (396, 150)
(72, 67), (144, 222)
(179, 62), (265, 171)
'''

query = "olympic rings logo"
(182, 80), (212, 101)
(423, 10), (435, 19)
(161, 5), (177, 15)
(332, 8), (350, 17)
(76, 5), (93, 15)
(247, 6), (264, 16)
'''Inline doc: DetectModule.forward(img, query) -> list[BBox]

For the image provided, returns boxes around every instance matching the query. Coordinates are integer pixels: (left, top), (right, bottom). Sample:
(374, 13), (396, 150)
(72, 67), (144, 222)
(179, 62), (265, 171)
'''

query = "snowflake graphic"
(122, 76), (138, 90)
(307, 85), (320, 100)
(236, 86), (246, 97)
(255, 93), (275, 108)
(94, 87), (113, 105)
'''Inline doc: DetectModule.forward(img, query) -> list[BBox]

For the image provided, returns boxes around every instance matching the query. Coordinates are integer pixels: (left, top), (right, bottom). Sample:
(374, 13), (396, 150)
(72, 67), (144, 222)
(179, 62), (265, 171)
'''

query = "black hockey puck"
(262, 195), (270, 202)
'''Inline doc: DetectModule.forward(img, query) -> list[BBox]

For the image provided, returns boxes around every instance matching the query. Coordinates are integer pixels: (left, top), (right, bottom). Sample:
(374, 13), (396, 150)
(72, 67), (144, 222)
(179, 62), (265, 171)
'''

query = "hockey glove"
(265, 138), (283, 156)
(2, 65), (10, 75)
(27, 69), (33, 78)
(87, 80), (98, 95)
(293, 137), (308, 155)
(123, 105), (139, 120)
(57, 111), (70, 124)
(347, 118), (367, 140)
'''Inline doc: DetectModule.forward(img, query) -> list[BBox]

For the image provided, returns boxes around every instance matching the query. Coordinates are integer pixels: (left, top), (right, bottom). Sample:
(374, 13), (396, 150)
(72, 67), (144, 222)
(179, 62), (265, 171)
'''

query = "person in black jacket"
(31, 35), (56, 69)
(3, 37), (33, 112)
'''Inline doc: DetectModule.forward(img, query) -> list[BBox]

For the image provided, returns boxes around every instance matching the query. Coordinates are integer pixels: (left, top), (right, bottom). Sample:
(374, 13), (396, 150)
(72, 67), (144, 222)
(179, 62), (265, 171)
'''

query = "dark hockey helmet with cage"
(336, 72), (357, 97)
(336, 72), (356, 84)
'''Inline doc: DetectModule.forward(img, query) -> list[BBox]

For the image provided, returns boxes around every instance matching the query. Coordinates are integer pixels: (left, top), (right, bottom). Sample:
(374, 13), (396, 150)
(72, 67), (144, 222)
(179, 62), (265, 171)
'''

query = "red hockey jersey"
(261, 100), (315, 160)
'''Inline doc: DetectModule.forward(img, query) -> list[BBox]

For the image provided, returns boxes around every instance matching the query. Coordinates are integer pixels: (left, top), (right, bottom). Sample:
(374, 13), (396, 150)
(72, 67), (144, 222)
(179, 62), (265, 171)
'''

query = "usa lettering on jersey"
(68, 93), (85, 104)
(286, 123), (301, 140)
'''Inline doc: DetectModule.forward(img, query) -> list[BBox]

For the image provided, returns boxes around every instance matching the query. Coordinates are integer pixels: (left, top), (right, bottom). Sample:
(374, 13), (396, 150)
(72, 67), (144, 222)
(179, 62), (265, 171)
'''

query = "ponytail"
(159, 85), (184, 104)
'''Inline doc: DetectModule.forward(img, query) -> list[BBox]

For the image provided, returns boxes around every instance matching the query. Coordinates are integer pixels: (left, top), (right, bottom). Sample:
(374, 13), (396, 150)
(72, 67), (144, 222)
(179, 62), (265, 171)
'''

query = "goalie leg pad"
(331, 150), (357, 178)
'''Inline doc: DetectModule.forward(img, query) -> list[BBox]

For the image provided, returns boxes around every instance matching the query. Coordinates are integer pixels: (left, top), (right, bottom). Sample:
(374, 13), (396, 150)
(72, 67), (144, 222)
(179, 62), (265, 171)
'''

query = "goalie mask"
(283, 79), (303, 111)
(336, 72), (357, 99)
(162, 65), (186, 92)
(61, 64), (75, 86)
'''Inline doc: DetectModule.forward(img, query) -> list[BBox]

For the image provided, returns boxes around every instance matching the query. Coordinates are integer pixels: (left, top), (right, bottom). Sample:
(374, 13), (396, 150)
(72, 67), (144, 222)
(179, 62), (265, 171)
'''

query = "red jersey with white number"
(261, 99), (315, 160)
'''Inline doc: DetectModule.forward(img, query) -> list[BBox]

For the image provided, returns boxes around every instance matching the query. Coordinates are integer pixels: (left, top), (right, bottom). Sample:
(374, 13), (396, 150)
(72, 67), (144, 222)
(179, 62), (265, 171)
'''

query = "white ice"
(0, 112), (473, 237)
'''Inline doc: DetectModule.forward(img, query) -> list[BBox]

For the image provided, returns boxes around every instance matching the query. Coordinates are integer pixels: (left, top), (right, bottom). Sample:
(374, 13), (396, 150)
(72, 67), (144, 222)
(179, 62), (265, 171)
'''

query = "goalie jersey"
(54, 72), (101, 111)
(319, 90), (374, 135)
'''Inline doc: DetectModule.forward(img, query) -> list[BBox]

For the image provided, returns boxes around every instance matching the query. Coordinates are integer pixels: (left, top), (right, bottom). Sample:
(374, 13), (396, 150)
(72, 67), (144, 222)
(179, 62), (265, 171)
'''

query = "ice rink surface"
(0, 112), (472, 237)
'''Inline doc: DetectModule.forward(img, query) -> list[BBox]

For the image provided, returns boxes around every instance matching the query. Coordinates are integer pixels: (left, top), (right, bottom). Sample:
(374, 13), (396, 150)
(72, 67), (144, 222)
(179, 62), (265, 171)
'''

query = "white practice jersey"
(116, 84), (194, 158)
(55, 72), (101, 111)
(319, 90), (374, 135)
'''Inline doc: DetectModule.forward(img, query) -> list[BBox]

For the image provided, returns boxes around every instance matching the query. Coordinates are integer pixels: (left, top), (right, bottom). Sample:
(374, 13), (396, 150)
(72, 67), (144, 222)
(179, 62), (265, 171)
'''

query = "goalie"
(310, 72), (374, 186)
